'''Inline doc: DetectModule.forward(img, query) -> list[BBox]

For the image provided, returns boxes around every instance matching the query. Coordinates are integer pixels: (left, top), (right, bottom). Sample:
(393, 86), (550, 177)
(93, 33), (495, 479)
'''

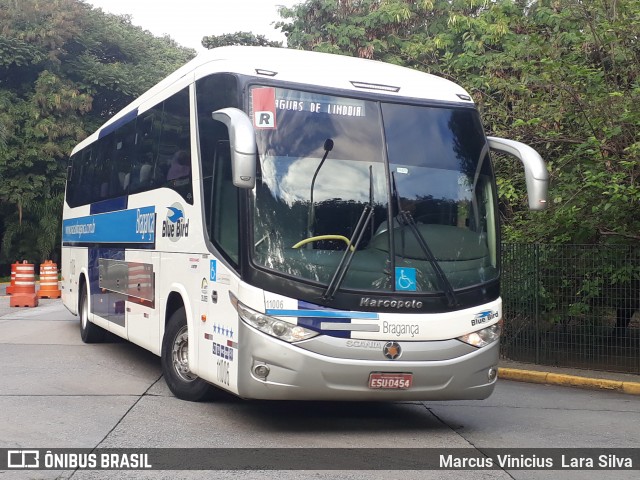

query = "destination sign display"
(252, 87), (366, 129)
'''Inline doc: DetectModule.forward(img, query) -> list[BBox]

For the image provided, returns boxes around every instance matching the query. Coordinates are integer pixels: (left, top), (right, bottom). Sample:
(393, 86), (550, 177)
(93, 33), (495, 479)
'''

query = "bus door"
(196, 139), (241, 393)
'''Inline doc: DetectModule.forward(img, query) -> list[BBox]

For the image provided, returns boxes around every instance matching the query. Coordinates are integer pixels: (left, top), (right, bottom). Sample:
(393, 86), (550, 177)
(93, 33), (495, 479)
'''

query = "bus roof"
(193, 46), (472, 101)
(74, 47), (473, 155)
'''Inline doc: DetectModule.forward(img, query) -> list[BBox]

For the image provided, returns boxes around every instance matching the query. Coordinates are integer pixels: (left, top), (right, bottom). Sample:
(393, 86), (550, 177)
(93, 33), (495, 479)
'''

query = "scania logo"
(346, 340), (382, 349)
(383, 341), (402, 360)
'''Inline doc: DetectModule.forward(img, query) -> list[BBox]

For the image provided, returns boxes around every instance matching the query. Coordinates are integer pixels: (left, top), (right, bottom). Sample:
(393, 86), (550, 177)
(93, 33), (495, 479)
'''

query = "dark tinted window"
(112, 120), (136, 195)
(158, 88), (192, 202)
(382, 104), (486, 172)
(66, 87), (193, 207)
(196, 73), (239, 258)
(211, 141), (239, 265)
(131, 104), (162, 194)
(75, 147), (94, 206)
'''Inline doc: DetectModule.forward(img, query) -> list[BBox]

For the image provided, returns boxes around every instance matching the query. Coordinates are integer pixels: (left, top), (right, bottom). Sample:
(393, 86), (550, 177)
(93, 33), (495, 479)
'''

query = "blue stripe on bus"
(297, 316), (351, 339)
(90, 196), (128, 215)
(98, 108), (138, 139)
(62, 206), (155, 244)
(265, 309), (378, 319)
(298, 316), (351, 339)
(265, 302), (380, 339)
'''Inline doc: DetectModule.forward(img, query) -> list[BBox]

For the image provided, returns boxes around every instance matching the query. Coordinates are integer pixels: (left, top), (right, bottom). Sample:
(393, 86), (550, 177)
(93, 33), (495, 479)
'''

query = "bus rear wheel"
(79, 284), (105, 343)
(161, 307), (214, 401)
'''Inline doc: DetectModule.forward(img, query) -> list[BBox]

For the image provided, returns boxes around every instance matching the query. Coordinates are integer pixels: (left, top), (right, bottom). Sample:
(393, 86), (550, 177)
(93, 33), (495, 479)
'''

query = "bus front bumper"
(236, 322), (499, 401)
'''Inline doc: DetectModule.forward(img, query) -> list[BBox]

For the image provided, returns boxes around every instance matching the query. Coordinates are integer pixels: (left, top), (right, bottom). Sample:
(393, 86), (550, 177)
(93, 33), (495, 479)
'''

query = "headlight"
(230, 293), (318, 343)
(457, 323), (501, 348)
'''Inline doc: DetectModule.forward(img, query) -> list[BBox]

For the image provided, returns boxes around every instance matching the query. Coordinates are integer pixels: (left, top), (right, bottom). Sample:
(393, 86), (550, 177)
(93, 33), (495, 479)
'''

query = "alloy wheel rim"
(172, 325), (196, 382)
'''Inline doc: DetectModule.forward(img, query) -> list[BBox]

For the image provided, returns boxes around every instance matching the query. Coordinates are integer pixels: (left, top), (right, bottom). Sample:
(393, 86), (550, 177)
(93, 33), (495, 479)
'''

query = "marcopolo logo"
(472, 310), (499, 327)
(162, 203), (189, 242)
(359, 297), (423, 309)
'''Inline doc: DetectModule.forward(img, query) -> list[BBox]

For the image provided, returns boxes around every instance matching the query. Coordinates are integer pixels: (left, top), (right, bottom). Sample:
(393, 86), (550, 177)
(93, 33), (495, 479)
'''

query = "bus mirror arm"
(212, 108), (257, 189)
(487, 136), (549, 211)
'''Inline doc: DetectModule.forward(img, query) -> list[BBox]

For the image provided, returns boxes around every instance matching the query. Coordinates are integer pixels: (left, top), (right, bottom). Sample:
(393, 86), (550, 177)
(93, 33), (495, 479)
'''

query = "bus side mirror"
(487, 136), (549, 211)
(211, 108), (257, 189)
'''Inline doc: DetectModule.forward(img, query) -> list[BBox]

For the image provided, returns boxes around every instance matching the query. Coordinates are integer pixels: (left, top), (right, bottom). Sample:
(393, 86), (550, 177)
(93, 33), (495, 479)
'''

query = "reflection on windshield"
(253, 154), (388, 283)
(260, 155), (386, 206)
(250, 86), (498, 295)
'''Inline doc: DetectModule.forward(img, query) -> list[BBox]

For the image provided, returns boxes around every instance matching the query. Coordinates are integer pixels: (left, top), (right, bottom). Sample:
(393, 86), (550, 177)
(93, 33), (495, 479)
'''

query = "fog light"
(488, 367), (498, 381)
(253, 364), (270, 379)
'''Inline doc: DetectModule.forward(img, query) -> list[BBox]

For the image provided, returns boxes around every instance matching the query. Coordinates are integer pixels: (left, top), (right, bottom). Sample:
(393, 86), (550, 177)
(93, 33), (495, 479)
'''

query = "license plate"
(368, 373), (413, 389)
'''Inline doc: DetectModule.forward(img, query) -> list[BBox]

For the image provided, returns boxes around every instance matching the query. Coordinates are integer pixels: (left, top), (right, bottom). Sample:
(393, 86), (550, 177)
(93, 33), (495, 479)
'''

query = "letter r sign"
(252, 87), (277, 129)
(254, 111), (275, 128)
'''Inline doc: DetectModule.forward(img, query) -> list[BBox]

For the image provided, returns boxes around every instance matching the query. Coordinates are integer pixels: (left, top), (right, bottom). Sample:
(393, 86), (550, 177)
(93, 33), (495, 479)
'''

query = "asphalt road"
(1, 299), (638, 479)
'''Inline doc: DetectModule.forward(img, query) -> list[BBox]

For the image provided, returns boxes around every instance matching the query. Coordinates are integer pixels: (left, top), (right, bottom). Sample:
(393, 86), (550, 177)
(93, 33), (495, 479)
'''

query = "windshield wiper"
(399, 211), (458, 307)
(323, 164), (375, 300)
(323, 203), (373, 300)
(391, 173), (458, 307)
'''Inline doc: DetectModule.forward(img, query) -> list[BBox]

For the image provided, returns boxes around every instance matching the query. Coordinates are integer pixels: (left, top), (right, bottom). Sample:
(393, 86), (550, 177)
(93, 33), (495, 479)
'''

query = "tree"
(0, 0), (194, 266)
(201, 31), (282, 49)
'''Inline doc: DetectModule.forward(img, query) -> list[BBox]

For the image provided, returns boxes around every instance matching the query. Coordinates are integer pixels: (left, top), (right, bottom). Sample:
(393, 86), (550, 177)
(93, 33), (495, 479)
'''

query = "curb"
(498, 368), (640, 396)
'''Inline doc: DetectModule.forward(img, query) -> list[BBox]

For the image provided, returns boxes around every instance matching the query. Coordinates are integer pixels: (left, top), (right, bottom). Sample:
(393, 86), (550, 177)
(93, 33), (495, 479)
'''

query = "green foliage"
(0, 0), (194, 265)
(201, 31), (282, 49)
(2, 191), (64, 263)
(502, 244), (639, 332)
(278, 0), (640, 246)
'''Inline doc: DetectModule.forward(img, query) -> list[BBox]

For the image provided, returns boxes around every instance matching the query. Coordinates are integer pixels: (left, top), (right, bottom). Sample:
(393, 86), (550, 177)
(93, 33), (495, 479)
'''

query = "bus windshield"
(251, 86), (498, 294)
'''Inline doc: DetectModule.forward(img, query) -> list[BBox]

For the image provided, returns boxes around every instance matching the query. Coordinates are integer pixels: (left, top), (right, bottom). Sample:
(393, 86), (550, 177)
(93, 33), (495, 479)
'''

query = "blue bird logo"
(472, 309), (499, 326)
(167, 206), (184, 223)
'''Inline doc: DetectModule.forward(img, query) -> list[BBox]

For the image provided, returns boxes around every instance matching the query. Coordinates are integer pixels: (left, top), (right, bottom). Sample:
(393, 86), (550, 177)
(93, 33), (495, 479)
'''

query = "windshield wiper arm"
(307, 138), (334, 239)
(391, 172), (457, 307)
(399, 210), (458, 307)
(323, 204), (373, 300)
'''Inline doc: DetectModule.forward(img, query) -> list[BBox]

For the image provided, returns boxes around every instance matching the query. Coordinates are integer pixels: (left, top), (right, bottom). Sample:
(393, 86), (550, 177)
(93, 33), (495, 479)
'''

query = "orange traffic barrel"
(10, 261), (38, 307)
(37, 260), (61, 299)
(6, 262), (18, 295)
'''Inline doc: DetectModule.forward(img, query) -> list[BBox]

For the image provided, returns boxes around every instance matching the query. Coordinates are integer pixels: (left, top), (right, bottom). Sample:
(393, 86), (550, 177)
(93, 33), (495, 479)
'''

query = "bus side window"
(132, 106), (162, 194)
(196, 73), (240, 256)
(66, 153), (80, 207)
(78, 147), (95, 205)
(211, 140), (239, 265)
(201, 122), (229, 236)
(93, 133), (114, 199)
(159, 87), (192, 202)
(113, 122), (136, 195)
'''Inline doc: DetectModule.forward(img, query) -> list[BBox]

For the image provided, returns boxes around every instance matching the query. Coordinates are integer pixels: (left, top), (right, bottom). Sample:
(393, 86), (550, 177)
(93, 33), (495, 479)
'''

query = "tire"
(161, 306), (214, 401)
(79, 283), (106, 343)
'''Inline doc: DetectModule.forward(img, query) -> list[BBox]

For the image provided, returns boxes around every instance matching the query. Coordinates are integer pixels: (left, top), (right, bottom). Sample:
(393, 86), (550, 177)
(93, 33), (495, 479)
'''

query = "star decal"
(212, 323), (234, 339)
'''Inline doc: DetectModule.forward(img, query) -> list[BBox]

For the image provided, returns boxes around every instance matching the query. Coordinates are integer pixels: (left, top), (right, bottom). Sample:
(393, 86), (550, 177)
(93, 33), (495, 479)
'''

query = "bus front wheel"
(161, 307), (214, 402)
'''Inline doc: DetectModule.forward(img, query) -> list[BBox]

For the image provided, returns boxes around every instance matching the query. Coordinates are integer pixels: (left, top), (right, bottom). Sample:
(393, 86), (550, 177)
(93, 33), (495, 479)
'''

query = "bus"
(61, 46), (548, 401)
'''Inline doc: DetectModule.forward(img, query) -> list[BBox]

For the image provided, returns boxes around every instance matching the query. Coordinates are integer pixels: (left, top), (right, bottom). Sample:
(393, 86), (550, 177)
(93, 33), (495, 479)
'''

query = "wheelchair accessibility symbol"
(210, 259), (217, 282)
(395, 267), (417, 291)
